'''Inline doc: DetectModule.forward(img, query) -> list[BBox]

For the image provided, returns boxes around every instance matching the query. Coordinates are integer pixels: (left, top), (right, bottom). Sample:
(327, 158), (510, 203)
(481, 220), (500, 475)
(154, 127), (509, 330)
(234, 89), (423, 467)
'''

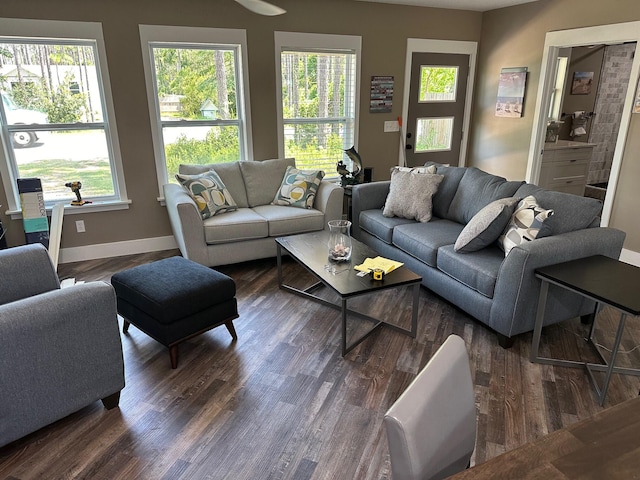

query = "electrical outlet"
(384, 120), (399, 132)
(75, 220), (86, 233)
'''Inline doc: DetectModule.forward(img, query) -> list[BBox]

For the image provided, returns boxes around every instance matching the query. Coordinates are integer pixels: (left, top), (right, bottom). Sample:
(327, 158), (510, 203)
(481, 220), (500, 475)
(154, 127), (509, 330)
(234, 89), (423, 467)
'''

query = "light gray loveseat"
(0, 243), (125, 448)
(164, 157), (344, 267)
(351, 165), (626, 347)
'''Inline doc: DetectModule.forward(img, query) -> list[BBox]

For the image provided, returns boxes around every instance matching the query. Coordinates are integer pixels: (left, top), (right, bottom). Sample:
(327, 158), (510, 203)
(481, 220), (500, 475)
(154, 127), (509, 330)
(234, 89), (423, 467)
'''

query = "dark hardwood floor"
(1, 249), (639, 479)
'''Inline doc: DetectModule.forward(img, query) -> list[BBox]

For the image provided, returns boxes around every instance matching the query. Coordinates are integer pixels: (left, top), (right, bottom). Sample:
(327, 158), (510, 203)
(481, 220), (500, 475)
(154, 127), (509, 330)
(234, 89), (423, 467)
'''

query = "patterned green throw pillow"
(272, 166), (325, 209)
(176, 170), (238, 219)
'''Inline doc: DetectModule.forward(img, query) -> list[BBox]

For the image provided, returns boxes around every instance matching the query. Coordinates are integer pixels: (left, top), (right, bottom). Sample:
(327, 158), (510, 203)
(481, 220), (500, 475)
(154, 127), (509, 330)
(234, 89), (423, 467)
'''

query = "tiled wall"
(588, 43), (636, 186)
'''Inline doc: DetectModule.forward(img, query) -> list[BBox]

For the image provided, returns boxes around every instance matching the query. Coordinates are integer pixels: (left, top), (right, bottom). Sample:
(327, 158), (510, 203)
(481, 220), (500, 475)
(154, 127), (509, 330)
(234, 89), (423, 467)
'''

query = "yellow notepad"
(354, 256), (403, 274)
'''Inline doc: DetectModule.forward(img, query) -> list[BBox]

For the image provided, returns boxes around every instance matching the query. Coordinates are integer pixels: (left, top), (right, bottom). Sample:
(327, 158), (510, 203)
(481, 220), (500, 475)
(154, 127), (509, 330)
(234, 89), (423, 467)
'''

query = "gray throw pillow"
(454, 197), (520, 253)
(382, 169), (444, 223)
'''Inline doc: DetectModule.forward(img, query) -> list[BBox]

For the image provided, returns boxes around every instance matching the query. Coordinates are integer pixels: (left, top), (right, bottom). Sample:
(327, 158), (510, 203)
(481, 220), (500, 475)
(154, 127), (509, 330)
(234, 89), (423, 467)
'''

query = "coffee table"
(276, 231), (422, 356)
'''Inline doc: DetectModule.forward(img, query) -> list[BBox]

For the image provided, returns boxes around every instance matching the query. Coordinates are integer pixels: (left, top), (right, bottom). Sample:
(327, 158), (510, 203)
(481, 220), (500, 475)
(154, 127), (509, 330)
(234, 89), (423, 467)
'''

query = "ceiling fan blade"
(234, 0), (286, 16)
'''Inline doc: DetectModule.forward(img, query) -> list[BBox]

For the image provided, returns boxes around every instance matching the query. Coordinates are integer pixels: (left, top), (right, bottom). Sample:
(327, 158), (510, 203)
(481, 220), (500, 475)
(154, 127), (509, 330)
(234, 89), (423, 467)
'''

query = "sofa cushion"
(437, 244), (504, 298)
(239, 158), (296, 207)
(179, 162), (249, 208)
(252, 205), (324, 236)
(514, 183), (602, 237)
(203, 208), (268, 244)
(272, 166), (325, 209)
(499, 195), (554, 256)
(425, 163), (467, 219)
(382, 169), (444, 223)
(447, 167), (524, 224)
(359, 209), (415, 245)
(175, 170), (238, 219)
(392, 219), (464, 267)
(454, 197), (520, 253)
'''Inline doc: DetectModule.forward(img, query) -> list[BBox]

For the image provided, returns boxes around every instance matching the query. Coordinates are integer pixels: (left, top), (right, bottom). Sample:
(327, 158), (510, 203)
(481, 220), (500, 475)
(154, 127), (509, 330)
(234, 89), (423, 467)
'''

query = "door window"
(419, 66), (458, 102)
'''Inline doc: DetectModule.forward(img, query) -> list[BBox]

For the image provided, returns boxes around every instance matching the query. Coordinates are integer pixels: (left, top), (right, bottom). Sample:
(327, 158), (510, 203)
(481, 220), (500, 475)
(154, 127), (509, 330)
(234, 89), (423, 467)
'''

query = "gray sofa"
(352, 165), (626, 347)
(164, 157), (344, 267)
(0, 244), (125, 448)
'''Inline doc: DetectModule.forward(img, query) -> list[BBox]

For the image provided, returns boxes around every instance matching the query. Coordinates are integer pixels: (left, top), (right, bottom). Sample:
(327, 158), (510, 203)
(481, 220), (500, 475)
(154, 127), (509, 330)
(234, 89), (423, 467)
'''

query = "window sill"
(7, 200), (132, 220)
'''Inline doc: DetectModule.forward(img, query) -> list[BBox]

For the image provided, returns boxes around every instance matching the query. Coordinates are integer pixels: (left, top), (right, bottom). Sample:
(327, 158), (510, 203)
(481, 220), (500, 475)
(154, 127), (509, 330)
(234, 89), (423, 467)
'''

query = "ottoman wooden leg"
(225, 320), (238, 340)
(122, 319), (131, 334)
(169, 345), (179, 369)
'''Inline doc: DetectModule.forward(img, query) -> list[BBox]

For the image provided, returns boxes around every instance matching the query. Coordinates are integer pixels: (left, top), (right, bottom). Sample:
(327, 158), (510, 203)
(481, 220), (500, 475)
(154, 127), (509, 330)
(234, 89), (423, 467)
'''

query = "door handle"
(406, 144), (413, 150)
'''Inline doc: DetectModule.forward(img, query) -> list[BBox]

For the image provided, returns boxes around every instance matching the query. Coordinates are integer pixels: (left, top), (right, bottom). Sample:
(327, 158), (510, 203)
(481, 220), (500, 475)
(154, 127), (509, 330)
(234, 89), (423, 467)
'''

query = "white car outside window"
(1, 93), (48, 148)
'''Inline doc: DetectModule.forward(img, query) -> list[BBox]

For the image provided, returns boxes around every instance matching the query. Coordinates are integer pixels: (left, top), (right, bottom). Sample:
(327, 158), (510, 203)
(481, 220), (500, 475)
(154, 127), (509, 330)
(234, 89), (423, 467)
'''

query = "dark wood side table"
(531, 255), (640, 405)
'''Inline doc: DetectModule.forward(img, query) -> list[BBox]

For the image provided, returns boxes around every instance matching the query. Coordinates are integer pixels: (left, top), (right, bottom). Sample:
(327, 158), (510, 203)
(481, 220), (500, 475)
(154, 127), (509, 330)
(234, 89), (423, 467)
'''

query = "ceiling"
(355, 0), (540, 12)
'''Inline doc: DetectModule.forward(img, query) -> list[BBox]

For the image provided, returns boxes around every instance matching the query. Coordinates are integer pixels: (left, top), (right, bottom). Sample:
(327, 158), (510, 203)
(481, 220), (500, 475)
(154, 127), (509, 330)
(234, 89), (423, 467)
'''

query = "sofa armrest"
(0, 281), (124, 447)
(351, 181), (390, 239)
(490, 227), (626, 337)
(0, 244), (60, 305)
(163, 183), (209, 265)
(315, 181), (344, 227)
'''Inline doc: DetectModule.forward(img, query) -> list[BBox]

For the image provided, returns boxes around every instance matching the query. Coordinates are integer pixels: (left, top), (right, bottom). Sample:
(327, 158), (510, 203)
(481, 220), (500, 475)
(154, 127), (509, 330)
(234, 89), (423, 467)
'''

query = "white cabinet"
(539, 141), (595, 196)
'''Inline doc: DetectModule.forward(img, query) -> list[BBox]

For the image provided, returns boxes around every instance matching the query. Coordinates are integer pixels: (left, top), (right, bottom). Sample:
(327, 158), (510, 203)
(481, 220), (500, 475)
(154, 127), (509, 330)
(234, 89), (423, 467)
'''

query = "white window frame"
(0, 18), (129, 217)
(139, 25), (253, 199)
(274, 32), (361, 175)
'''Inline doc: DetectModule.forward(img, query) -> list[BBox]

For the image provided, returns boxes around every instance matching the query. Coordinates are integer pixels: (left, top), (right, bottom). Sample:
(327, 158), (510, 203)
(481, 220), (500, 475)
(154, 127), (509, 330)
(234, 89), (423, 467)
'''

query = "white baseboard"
(620, 248), (640, 267)
(59, 235), (178, 264)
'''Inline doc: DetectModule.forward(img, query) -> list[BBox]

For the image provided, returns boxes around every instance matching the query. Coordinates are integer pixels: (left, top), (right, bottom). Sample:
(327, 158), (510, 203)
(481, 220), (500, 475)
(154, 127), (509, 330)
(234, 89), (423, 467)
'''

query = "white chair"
(384, 335), (476, 480)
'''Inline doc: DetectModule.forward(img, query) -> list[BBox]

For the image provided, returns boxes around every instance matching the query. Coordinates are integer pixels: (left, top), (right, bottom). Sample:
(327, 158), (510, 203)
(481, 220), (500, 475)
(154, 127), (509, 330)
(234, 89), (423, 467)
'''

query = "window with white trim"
(0, 18), (127, 212)
(275, 32), (361, 179)
(139, 26), (252, 195)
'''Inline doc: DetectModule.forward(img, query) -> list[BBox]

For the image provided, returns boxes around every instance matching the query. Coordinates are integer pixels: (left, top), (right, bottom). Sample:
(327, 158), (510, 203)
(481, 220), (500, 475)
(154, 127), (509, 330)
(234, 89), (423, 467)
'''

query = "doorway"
(527, 21), (640, 227)
(401, 39), (477, 168)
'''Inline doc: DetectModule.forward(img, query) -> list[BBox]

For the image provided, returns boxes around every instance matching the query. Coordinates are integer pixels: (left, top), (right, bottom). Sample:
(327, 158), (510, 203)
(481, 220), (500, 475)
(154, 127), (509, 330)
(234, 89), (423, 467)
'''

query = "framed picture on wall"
(495, 67), (527, 118)
(370, 76), (394, 113)
(571, 71), (594, 95)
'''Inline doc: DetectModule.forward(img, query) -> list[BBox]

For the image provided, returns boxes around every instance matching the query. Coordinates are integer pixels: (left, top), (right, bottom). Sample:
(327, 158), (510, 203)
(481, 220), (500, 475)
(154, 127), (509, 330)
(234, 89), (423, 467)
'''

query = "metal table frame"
(531, 274), (640, 406)
(276, 243), (420, 356)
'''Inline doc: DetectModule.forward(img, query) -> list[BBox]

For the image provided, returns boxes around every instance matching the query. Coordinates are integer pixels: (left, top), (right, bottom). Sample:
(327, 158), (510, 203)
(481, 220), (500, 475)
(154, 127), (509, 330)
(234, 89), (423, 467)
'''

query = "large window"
(0, 19), (127, 212)
(140, 26), (252, 195)
(275, 32), (361, 178)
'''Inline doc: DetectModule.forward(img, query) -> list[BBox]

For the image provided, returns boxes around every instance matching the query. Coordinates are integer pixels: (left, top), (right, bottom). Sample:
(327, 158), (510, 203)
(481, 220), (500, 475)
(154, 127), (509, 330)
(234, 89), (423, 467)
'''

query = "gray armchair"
(0, 243), (125, 448)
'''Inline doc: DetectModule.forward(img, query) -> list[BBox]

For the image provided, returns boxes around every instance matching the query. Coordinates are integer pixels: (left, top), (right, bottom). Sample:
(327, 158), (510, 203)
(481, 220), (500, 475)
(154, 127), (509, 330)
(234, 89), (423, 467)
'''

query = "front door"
(405, 52), (469, 167)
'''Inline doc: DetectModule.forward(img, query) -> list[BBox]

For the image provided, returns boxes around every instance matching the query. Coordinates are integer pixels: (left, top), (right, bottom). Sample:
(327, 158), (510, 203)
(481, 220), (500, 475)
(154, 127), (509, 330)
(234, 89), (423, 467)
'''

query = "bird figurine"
(337, 146), (363, 186)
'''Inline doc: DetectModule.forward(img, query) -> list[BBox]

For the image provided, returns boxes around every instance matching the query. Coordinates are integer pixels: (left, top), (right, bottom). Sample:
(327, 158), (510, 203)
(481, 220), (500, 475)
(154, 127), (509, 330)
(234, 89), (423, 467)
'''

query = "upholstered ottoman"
(111, 256), (238, 368)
